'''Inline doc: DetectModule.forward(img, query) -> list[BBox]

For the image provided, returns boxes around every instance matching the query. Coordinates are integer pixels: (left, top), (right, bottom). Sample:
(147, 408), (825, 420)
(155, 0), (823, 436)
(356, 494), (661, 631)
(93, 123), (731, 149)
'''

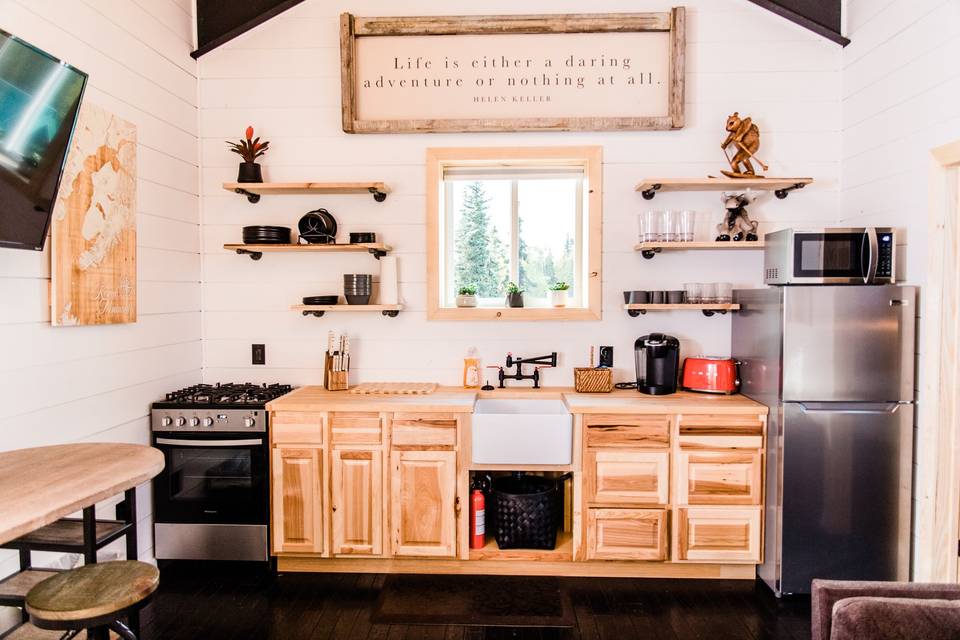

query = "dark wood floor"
(140, 562), (811, 640)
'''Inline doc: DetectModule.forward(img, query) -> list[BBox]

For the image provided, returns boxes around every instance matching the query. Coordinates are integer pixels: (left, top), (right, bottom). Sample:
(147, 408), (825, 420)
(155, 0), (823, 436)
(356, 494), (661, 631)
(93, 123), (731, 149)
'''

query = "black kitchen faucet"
(499, 352), (557, 389)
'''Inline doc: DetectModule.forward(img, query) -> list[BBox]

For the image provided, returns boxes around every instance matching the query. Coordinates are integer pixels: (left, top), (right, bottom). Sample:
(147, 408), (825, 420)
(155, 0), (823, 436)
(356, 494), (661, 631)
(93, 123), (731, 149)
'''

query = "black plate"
(303, 295), (339, 305)
(243, 225), (291, 244)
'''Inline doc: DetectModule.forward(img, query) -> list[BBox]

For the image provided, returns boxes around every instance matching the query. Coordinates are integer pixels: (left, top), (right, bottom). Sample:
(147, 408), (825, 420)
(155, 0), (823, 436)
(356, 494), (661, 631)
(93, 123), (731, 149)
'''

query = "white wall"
(840, 0), (960, 574)
(198, 0), (842, 388)
(0, 0), (200, 586)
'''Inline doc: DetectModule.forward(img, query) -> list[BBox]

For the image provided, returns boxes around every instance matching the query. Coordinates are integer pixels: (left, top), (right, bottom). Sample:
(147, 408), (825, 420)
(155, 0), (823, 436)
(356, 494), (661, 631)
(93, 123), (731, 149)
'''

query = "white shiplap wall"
(0, 0), (200, 588)
(198, 0), (842, 388)
(840, 0), (960, 573)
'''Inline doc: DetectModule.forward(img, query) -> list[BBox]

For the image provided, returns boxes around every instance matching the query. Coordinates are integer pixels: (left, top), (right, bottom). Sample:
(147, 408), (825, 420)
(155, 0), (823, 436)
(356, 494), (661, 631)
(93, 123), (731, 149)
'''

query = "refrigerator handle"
(798, 402), (902, 414)
(863, 228), (879, 284)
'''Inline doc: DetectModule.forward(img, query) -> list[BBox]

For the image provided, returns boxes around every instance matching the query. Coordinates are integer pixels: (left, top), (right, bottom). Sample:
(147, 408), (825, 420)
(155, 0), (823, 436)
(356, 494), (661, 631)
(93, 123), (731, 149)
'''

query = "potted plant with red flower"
(228, 126), (270, 183)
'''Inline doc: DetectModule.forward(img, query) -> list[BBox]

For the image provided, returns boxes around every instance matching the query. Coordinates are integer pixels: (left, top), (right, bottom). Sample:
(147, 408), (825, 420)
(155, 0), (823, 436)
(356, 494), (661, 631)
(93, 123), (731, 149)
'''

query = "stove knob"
(175, 417), (186, 427)
(243, 417), (256, 428)
(189, 417), (200, 427)
(160, 417), (173, 427)
(202, 417), (214, 427)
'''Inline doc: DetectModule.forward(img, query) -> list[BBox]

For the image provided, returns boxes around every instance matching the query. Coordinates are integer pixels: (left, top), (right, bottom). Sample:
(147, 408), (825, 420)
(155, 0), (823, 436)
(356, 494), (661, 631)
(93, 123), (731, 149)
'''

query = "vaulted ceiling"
(190, 0), (847, 59)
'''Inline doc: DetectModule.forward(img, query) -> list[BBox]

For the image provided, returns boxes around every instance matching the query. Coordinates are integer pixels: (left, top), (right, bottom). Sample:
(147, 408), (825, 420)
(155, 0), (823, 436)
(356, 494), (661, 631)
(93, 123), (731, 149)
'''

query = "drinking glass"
(700, 283), (718, 304)
(643, 210), (662, 242)
(636, 212), (646, 243)
(679, 210), (696, 242)
(716, 282), (733, 303)
(663, 210), (680, 242)
(684, 283), (701, 304)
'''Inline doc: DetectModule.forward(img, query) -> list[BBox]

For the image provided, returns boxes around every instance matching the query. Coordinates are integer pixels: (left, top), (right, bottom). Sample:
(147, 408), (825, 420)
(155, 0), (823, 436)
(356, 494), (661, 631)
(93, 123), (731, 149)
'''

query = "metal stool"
(25, 561), (158, 640)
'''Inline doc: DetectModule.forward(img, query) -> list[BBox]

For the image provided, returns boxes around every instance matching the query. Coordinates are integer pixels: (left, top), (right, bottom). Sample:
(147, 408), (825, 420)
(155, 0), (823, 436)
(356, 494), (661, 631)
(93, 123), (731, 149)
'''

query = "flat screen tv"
(0, 29), (87, 251)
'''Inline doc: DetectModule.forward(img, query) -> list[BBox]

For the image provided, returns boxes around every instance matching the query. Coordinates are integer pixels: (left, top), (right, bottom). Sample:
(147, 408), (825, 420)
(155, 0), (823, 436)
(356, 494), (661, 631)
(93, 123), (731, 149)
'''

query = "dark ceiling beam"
(191, 0), (306, 59)
(746, 0), (850, 46)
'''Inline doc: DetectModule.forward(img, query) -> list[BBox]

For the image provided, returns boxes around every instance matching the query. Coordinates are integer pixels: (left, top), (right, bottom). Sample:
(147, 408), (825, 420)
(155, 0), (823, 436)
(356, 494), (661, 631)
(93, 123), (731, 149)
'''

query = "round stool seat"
(26, 561), (158, 628)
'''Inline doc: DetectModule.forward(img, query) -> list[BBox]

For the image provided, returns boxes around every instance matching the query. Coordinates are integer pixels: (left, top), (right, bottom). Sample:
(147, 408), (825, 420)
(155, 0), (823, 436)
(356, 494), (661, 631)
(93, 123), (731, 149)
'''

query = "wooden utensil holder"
(574, 368), (613, 393)
(324, 352), (349, 391)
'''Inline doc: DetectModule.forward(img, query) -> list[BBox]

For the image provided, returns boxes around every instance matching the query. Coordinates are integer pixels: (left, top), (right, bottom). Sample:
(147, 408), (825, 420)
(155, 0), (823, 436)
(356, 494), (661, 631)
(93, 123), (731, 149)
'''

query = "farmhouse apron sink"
(471, 399), (573, 465)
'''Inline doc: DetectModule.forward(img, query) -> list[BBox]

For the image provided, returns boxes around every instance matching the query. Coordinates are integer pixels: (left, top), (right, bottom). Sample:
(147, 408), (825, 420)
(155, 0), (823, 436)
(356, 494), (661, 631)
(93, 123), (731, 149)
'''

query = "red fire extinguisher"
(470, 489), (486, 549)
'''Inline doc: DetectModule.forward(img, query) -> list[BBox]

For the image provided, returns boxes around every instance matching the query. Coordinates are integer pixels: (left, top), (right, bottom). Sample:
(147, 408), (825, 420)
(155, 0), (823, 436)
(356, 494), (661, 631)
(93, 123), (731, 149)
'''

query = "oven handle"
(155, 437), (264, 447)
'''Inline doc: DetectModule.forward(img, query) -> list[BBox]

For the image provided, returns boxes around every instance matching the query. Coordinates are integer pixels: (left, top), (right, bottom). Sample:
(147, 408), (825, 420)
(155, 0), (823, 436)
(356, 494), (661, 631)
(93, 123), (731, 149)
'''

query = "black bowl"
(349, 232), (376, 244)
(345, 294), (372, 305)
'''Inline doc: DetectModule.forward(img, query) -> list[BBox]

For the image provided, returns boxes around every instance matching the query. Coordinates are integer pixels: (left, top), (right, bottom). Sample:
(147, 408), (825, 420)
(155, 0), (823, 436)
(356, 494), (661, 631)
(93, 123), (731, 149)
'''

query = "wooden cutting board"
(349, 382), (438, 395)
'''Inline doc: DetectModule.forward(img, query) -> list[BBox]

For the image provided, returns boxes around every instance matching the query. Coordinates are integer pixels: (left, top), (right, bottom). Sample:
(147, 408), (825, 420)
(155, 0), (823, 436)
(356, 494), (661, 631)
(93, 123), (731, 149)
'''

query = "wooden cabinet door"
(676, 507), (762, 563)
(585, 450), (669, 506)
(390, 450), (457, 557)
(330, 448), (383, 556)
(587, 509), (668, 561)
(677, 451), (762, 505)
(271, 446), (323, 554)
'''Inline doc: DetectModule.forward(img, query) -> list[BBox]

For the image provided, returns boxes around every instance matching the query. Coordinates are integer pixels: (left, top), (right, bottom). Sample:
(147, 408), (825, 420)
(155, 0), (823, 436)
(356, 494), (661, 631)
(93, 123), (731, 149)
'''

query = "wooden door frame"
(915, 139), (960, 582)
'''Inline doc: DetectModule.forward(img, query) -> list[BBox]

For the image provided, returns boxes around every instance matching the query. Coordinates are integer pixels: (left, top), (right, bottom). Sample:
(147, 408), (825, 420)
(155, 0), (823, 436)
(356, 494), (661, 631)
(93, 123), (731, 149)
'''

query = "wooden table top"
(0, 443), (165, 546)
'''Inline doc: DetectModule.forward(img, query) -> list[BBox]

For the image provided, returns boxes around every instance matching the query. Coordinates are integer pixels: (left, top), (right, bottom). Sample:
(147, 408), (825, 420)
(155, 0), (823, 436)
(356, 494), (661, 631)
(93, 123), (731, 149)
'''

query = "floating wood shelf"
(224, 243), (391, 260)
(468, 531), (573, 562)
(223, 181), (390, 203)
(292, 304), (403, 318)
(634, 240), (764, 260)
(635, 177), (813, 200)
(624, 303), (740, 318)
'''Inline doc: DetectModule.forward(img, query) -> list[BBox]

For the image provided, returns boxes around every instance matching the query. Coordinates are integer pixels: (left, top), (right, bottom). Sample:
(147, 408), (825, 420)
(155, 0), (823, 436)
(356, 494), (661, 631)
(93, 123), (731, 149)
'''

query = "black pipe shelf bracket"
(641, 183), (662, 200)
(701, 309), (728, 317)
(381, 310), (400, 317)
(627, 309), (646, 317)
(369, 187), (388, 202)
(302, 310), (325, 318)
(235, 248), (263, 261)
(301, 309), (401, 318)
(774, 182), (807, 200)
(234, 187), (261, 204)
(368, 247), (387, 260)
(641, 247), (662, 260)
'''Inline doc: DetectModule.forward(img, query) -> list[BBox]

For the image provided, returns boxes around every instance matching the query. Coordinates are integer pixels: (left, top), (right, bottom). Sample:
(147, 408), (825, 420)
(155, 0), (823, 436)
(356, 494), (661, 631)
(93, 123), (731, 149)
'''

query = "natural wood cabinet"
(586, 508), (668, 561)
(271, 446), (323, 554)
(330, 412), (383, 445)
(584, 414), (670, 448)
(330, 448), (383, 556)
(390, 450), (457, 557)
(677, 450), (762, 505)
(676, 506), (762, 563)
(585, 450), (670, 506)
(271, 412), (324, 445)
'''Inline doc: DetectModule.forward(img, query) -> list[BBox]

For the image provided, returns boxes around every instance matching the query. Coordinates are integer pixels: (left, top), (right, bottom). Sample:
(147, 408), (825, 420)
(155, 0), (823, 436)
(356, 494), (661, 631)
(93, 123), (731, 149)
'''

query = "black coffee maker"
(634, 333), (680, 395)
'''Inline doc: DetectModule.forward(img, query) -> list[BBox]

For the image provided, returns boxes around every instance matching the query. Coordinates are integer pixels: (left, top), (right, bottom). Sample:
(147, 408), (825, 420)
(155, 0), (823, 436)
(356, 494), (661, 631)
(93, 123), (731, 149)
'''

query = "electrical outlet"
(252, 344), (266, 365)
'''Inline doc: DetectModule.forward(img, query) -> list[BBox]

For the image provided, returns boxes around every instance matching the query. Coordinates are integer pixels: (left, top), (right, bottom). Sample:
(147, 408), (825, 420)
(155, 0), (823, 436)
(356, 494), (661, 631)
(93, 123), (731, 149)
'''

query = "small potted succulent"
(456, 285), (478, 308)
(548, 281), (570, 307)
(505, 282), (524, 308)
(228, 125), (270, 183)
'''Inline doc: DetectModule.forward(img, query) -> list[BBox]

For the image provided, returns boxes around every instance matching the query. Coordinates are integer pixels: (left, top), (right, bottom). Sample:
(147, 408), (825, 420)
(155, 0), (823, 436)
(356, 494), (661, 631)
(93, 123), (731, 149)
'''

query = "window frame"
(426, 146), (602, 321)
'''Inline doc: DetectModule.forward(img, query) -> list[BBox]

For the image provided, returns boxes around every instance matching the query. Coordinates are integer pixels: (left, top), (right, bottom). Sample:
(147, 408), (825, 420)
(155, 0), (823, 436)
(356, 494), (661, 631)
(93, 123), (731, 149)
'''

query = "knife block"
(324, 352), (349, 391)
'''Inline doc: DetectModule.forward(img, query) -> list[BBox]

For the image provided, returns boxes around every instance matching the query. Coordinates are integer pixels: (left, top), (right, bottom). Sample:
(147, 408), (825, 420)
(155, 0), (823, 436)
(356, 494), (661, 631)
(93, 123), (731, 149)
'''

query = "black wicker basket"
(492, 474), (563, 550)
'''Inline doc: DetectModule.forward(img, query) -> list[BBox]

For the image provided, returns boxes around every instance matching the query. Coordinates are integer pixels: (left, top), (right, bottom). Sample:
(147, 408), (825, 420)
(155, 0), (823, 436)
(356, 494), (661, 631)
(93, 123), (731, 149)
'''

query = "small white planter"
(549, 289), (568, 307)
(456, 294), (477, 308)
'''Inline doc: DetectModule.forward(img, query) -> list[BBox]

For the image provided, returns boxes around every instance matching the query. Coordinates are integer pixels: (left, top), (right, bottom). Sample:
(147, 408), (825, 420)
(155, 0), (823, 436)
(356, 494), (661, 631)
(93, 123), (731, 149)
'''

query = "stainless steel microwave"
(764, 228), (895, 285)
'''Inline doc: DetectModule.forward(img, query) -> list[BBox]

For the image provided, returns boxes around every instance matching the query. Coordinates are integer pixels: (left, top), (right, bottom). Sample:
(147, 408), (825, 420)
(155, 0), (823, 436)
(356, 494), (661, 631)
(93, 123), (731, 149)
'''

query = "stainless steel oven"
(764, 227), (895, 285)
(151, 384), (292, 562)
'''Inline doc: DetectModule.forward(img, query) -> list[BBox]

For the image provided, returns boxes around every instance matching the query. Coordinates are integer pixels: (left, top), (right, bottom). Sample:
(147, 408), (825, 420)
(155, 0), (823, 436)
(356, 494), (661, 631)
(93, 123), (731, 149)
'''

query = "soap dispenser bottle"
(463, 348), (481, 389)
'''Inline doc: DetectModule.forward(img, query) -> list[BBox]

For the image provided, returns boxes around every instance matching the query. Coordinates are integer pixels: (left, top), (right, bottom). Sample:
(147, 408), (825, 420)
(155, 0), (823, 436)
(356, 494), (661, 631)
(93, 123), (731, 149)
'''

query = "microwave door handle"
(155, 438), (264, 447)
(863, 228), (879, 284)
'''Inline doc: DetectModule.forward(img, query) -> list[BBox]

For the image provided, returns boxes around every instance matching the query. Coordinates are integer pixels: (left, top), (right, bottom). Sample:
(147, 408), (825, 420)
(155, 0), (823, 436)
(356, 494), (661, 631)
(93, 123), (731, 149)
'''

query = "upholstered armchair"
(812, 579), (960, 640)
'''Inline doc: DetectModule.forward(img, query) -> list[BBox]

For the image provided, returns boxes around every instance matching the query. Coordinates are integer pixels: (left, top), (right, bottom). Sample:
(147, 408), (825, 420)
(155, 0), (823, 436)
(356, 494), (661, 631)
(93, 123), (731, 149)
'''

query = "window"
(427, 147), (601, 320)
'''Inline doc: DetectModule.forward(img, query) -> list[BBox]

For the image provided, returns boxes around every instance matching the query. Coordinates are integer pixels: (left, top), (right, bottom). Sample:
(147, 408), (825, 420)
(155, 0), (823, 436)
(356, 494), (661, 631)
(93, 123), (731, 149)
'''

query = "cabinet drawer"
(587, 508), (668, 561)
(678, 414), (764, 450)
(676, 507), (762, 563)
(391, 413), (457, 449)
(586, 450), (669, 506)
(584, 414), (670, 448)
(677, 451), (762, 505)
(271, 412), (324, 445)
(330, 412), (383, 445)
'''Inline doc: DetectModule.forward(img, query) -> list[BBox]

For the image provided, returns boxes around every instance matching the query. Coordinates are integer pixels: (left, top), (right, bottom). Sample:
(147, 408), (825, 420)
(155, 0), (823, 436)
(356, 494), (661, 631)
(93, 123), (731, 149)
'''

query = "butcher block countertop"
(266, 386), (766, 415)
(0, 443), (165, 546)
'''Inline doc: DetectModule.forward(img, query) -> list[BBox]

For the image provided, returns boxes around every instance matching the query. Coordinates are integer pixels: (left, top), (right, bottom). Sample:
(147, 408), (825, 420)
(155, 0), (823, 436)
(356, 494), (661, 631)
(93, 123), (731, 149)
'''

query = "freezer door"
(779, 402), (912, 595)
(782, 286), (916, 402)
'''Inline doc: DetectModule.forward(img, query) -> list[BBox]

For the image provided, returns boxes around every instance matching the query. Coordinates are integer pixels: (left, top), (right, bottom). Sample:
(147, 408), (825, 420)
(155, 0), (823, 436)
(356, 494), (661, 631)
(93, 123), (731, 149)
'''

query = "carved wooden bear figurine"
(721, 112), (763, 178)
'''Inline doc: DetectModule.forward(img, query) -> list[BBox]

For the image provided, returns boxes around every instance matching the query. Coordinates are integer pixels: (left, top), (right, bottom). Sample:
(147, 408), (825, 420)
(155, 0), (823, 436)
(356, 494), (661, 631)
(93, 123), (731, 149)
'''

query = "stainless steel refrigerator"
(732, 285), (916, 596)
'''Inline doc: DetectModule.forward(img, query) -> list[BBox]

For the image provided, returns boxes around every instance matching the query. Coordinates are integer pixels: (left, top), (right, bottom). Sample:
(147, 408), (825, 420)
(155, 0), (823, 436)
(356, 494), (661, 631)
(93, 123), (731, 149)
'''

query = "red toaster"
(681, 356), (740, 394)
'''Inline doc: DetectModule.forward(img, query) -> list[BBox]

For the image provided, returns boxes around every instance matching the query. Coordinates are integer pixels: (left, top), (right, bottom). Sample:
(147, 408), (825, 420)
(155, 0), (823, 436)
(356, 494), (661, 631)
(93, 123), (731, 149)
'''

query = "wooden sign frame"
(340, 9), (685, 133)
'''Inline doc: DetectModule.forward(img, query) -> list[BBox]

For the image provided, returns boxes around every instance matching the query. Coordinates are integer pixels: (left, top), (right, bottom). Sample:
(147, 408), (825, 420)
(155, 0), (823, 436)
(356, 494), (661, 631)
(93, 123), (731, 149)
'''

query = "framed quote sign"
(340, 9), (685, 133)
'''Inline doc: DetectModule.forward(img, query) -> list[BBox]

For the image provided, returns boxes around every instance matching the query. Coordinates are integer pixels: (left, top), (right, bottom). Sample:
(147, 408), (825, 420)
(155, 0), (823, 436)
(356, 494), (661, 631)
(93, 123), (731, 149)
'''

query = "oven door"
(790, 228), (876, 284)
(153, 432), (268, 525)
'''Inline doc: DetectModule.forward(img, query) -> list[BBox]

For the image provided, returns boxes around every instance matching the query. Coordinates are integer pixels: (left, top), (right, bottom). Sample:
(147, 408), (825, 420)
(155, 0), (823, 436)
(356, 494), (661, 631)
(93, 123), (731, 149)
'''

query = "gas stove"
(151, 382), (294, 433)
